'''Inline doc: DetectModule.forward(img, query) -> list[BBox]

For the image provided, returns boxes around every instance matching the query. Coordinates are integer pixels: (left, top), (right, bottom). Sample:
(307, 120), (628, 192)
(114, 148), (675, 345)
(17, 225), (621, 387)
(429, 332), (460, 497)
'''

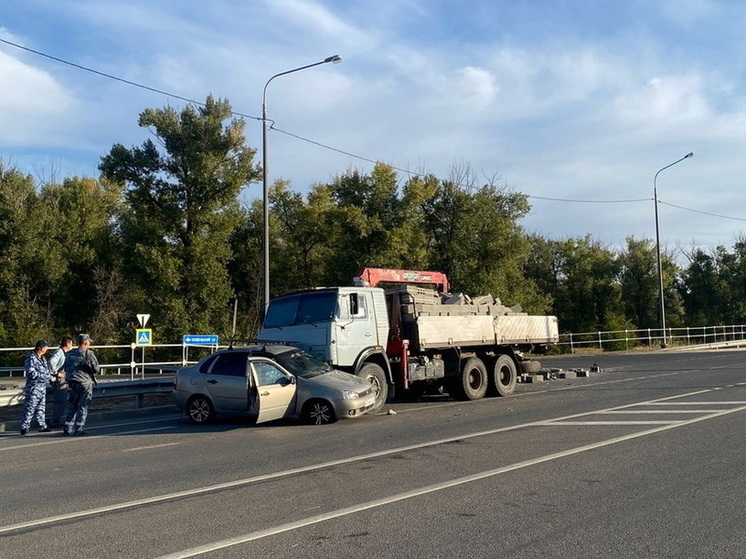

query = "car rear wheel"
(187, 395), (215, 424)
(302, 399), (337, 425)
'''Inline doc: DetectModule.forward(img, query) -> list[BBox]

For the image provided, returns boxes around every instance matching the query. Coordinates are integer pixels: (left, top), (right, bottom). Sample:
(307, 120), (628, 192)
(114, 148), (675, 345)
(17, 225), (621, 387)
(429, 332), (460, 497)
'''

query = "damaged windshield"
(275, 349), (334, 379)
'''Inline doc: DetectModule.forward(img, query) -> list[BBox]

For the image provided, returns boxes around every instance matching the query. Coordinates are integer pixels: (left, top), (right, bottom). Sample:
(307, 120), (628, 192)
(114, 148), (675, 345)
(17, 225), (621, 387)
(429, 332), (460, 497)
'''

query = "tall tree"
(539, 236), (621, 333)
(679, 247), (722, 325)
(0, 164), (55, 345)
(99, 96), (260, 339)
(421, 170), (547, 311)
(42, 176), (124, 339)
(323, 163), (404, 283)
(617, 237), (658, 330)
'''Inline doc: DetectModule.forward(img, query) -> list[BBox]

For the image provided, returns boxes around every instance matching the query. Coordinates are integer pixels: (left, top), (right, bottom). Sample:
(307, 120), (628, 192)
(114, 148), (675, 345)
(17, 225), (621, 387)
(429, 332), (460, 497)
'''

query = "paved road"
(1, 350), (744, 558)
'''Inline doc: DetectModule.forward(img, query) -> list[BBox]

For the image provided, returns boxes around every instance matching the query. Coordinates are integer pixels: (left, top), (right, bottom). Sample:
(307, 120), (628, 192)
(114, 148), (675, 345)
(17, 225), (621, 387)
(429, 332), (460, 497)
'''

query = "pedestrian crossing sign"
(136, 328), (153, 346)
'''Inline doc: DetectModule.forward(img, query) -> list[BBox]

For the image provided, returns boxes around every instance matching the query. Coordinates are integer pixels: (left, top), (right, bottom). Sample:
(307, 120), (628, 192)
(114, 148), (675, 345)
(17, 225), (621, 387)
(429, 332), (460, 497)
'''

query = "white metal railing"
(0, 342), (220, 380)
(2, 325), (745, 377)
(558, 324), (746, 352)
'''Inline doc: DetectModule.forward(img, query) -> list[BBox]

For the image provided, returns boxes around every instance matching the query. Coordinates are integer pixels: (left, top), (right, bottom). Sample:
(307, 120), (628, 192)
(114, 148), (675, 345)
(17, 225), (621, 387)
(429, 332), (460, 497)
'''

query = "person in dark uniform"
(63, 333), (100, 436)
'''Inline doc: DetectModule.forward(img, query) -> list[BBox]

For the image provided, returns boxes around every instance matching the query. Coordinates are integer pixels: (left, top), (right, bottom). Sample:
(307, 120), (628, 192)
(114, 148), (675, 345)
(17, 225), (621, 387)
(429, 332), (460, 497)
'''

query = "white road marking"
(0, 426), (176, 452)
(599, 410), (730, 414)
(0, 386), (740, 536)
(123, 442), (183, 452)
(645, 401), (746, 405)
(155, 402), (746, 559)
(541, 420), (682, 426)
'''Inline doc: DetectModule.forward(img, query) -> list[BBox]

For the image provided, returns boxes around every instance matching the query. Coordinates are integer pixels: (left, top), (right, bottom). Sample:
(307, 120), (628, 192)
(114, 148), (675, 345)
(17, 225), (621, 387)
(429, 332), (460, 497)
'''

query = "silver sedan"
(173, 344), (376, 425)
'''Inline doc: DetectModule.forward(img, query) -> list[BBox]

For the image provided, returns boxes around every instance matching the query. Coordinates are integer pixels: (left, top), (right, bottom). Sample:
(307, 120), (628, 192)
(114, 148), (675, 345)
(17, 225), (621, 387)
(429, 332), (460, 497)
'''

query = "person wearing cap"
(63, 333), (100, 436)
(48, 336), (74, 429)
(19, 340), (54, 435)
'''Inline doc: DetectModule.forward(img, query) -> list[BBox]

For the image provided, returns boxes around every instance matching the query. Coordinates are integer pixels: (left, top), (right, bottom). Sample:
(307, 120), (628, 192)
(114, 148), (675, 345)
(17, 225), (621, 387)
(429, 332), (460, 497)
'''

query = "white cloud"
(613, 75), (711, 123)
(654, 0), (721, 27)
(264, 0), (364, 42)
(0, 49), (76, 145)
(456, 66), (498, 110)
(3, 0), (746, 250)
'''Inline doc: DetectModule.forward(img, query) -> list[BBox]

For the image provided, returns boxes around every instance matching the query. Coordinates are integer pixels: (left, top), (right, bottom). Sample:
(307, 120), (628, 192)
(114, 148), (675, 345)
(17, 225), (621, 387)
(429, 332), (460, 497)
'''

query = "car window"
(252, 361), (289, 386)
(207, 351), (249, 377)
(198, 354), (219, 374)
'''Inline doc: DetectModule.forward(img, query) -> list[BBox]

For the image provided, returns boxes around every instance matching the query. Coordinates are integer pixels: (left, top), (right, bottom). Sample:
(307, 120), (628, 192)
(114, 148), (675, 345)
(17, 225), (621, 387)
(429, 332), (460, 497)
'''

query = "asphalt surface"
(1, 349), (745, 558)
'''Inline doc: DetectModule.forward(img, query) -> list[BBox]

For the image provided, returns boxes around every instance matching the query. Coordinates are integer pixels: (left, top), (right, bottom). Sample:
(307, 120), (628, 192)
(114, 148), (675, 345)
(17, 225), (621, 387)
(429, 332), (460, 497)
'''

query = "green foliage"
(4, 100), (746, 348)
(617, 237), (657, 329)
(0, 165), (57, 344)
(526, 235), (621, 332)
(99, 96), (260, 340)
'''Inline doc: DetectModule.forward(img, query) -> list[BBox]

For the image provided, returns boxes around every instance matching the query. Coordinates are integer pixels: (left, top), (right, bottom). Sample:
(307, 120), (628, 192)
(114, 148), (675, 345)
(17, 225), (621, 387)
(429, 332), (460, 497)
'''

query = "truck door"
(334, 291), (376, 367)
(249, 359), (297, 423)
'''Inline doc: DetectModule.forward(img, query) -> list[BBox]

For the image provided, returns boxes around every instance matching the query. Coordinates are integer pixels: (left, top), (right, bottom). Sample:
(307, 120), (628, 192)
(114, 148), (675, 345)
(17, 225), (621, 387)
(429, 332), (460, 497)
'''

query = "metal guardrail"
(0, 378), (174, 410)
(558, 324), (746, 352)
(0, 341), (218, 379)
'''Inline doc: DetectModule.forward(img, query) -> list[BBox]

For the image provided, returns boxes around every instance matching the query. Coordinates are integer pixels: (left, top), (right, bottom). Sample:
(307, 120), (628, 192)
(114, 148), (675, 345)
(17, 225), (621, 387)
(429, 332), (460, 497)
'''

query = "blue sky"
(2, 0), (746, 255)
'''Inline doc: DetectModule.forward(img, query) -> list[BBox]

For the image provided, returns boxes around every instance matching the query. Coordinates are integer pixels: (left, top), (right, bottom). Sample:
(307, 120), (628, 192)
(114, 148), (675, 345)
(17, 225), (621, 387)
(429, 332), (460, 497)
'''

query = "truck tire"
(520, 359), (541, 374)
(358, 362), (388, 413)
(451, 357), (488, 401)
(491, 355), (517, 397)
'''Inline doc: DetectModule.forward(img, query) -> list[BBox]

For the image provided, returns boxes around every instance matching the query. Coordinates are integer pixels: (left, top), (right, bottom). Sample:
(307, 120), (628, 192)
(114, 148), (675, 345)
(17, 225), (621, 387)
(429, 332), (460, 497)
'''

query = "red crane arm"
(353, 268), (450, 292)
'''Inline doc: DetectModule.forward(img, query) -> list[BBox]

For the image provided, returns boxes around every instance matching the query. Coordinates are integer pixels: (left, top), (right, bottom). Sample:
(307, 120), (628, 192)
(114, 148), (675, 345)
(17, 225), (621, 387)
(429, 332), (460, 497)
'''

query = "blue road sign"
(136, 329), (153, 346)
(183, 334), (219, 346)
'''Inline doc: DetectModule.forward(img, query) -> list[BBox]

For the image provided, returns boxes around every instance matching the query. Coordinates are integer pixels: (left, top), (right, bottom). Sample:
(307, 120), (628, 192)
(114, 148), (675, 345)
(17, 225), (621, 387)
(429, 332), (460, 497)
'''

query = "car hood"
(308, 370), (373, 391)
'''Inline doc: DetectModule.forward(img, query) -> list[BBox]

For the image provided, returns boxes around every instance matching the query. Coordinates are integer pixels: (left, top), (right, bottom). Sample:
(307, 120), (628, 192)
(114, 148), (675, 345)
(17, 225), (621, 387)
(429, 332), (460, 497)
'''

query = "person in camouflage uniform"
(63, 333), (100, 436)
(20, 340), (53, 435)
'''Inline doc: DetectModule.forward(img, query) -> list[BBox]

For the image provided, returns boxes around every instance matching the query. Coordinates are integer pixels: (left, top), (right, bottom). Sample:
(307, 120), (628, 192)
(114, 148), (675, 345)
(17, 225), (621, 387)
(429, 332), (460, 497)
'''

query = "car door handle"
(260, 391), (270, 396)
(207, 379), (218, 384)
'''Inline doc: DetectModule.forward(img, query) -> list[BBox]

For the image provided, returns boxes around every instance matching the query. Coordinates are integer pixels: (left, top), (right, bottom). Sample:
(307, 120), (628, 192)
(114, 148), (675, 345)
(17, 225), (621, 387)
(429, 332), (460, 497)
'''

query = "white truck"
(258, 268), (559, 413)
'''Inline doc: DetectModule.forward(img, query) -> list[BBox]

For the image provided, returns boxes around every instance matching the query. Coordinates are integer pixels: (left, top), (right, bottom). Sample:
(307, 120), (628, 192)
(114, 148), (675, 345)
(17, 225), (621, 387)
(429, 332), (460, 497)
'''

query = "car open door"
(249, 358), (297, 424)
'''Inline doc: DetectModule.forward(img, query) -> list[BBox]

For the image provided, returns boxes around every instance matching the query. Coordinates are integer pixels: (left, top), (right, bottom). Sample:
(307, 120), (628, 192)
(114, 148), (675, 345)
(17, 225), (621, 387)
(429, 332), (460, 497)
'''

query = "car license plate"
(364, 397), (375, 408)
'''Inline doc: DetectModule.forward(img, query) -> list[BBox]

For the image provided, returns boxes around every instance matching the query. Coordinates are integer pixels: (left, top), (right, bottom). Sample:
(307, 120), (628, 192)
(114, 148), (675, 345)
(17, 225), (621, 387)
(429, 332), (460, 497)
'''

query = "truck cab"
(259, 287), (390, 370)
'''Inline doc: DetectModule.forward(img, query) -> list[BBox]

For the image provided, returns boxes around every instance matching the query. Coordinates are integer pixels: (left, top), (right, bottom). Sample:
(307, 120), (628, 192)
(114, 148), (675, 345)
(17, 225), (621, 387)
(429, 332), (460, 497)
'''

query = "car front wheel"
(302, 399), (336, 425)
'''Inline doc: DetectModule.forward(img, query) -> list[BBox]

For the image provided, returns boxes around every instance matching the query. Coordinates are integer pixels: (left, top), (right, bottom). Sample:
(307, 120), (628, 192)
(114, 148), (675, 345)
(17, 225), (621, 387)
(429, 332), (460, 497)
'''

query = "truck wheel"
(358, 363), (388, 413)
(491, 355), (517, 397)
(452, 357), (488, 401)
(520, 360), (541, 374)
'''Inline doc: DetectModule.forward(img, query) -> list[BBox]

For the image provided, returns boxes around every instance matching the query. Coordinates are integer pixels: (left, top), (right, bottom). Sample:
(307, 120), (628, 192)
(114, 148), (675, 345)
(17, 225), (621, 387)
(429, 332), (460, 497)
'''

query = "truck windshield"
(275, 349), (334, 379)
(264, 291), (337, 328)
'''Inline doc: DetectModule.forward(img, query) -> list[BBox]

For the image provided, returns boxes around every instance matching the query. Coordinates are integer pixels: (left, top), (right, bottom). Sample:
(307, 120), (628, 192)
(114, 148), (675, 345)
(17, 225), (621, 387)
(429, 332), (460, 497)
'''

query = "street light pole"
(261, 55), (342, 318)
(654, 151), (694, 348)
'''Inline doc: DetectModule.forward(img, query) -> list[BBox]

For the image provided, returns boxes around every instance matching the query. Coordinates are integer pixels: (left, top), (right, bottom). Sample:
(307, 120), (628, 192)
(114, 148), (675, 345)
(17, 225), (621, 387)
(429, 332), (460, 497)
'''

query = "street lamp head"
(685, 152), (694, 159)
(325, 55), (342, 64)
